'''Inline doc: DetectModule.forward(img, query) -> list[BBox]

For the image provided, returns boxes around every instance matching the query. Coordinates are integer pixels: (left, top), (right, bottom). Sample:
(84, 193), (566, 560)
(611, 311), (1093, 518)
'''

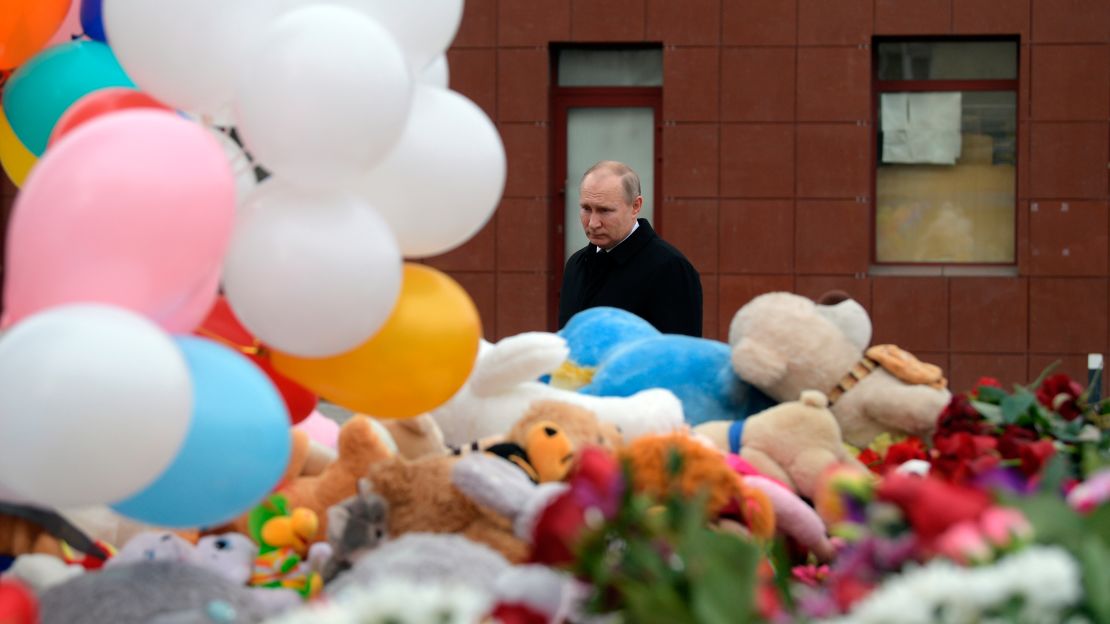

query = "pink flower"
(978, 507), (1033, 548)
(934, 521), (992, 565)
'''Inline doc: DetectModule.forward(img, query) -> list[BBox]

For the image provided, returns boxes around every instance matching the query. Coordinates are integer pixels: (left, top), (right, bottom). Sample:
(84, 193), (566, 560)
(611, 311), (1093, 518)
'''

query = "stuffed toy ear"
(731, 337), (788, 390)
(471, 333), (570, 397)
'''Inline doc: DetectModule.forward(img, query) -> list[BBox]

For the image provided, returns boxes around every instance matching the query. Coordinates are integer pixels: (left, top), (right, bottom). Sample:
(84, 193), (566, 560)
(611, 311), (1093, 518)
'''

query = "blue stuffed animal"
(551, 307), (776, 426)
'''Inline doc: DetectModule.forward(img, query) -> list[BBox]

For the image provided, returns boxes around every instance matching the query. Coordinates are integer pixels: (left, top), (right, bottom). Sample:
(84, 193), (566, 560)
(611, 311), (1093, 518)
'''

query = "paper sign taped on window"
(881, 92), (962, 165)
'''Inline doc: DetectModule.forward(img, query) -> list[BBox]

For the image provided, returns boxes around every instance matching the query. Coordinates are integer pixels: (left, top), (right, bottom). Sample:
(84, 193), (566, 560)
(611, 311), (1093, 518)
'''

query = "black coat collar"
(589, 218), (655, 266)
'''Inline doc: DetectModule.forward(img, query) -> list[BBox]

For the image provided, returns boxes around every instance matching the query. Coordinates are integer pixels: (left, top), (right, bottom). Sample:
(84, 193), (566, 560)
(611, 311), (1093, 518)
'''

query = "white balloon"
(104, 0), (274, 121)
(222, 180), (403, 357)
(0, 305), (192, 507)
(420, 54), (450, 89)
(355, 86), (506, 258)
(279, 0), (463, 72)
(234, 5), (413, 190)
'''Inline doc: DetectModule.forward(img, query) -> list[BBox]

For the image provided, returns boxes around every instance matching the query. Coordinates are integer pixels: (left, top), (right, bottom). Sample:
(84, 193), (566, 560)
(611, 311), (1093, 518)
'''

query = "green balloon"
(2, 40), (134, 155)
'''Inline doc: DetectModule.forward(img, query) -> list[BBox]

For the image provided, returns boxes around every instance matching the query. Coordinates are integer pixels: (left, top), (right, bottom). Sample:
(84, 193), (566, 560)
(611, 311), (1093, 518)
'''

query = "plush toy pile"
(2, 292), (1108, 624)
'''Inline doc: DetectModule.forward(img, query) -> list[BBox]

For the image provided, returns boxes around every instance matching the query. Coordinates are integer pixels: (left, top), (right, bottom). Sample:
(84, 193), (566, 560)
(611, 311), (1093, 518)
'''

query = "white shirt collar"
(596, 220), (640, 253)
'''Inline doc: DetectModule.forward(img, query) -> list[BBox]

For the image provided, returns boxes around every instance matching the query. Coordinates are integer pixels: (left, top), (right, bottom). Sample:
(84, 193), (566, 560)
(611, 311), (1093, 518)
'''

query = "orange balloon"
(0, 0), (72, 70)
(270, 264), (481, 419)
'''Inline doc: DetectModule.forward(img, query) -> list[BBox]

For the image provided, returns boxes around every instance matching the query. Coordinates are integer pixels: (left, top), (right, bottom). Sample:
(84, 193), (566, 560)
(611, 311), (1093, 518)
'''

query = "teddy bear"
(695, 390), (868, 500)
(454, 400), (622, 483)
(362, 451), (530, 563)
(551, 307), (778, 426)
(428, 331), (686, 447)
(728, 291), (950, 448)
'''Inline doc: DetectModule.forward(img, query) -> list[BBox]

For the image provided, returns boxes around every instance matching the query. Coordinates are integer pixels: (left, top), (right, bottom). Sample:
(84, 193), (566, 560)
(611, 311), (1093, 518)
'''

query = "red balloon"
(197, 296), (318, 424)
(48, 87), (171, 147)
(0, 579), (38, 624)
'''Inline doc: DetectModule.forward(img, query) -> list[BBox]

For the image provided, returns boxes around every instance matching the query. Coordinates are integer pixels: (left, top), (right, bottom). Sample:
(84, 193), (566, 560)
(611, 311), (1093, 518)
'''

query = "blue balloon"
(80, 0), (107, 42)
(1, 40), (133, 155)
(113, 337), (292, 529)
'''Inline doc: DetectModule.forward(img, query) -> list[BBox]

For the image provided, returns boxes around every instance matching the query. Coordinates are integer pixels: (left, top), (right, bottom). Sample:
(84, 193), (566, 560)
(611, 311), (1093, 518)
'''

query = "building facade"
(1, 0), (1108, 395)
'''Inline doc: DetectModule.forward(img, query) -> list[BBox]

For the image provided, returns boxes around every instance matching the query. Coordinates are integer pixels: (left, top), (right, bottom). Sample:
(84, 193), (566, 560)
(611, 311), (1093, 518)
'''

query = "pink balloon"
(2, 110), (236, 332)
(46, 0), (83, 47)
(294, 410), (339, 450)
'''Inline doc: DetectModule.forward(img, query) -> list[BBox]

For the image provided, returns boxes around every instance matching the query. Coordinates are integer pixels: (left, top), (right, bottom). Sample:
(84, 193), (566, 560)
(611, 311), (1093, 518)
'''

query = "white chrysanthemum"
(827, 546), (1083, 624)
(263, 580), (490, 624)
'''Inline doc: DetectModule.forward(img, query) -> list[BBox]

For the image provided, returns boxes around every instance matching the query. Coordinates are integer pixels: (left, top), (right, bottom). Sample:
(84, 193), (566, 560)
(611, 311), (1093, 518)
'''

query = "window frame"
(870, 35), (1021, 268)
(548, 45), (662, 330)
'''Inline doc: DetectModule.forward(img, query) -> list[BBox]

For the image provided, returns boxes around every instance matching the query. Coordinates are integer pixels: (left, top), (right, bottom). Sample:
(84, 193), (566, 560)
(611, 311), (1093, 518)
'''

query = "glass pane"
(876, 91), (1016, 263)
(877, 41), (1018, 80)
(565, 107), (655, 262)
(557, 48), (663, 87)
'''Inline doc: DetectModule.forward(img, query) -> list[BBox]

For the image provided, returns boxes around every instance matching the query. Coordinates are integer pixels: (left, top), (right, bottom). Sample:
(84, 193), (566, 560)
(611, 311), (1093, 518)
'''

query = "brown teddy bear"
(728, 292), (950, 448)
(695, 390), (868, 499)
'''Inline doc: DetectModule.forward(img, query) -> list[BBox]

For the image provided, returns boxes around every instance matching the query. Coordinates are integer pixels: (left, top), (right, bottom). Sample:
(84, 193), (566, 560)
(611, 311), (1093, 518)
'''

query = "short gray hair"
(581, 160), (641, 204)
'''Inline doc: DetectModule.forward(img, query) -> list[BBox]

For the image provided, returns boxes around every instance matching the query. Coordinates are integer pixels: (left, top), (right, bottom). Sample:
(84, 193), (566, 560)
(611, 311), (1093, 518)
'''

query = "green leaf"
(1037, 452), (1074, 495)
(1001, 391), (1036, 425)
(976, 385), (1010, 404)
(620, 579), (692, 624)
(1084, 503), (1110, 549)
(1077, 536), (1110, 623)
(971, 400), (1004, 424)
(683, 530), (760, 624)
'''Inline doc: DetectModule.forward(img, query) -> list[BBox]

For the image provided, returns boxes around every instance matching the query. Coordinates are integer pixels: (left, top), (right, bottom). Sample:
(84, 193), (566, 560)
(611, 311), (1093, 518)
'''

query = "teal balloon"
(112, 337), (291, 529)
(2, 40), (134, 155)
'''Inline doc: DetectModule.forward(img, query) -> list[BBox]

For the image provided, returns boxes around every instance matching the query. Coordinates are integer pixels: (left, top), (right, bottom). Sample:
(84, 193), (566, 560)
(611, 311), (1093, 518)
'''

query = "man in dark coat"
(558, 161), (702, 337)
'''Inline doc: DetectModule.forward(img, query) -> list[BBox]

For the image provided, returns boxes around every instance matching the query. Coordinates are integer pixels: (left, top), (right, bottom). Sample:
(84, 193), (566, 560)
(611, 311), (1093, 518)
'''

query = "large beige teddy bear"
(695, 390), (867, 499)
(728, 292), (950, 448)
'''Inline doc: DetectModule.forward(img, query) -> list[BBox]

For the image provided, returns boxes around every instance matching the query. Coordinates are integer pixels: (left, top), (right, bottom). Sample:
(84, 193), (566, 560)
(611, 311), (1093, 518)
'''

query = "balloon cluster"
(0, 0), (500, 528)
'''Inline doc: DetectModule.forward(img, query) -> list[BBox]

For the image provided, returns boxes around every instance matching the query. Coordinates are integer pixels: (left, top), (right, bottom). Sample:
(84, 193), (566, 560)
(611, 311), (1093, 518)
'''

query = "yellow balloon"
(0, 106), (35, 186)
(271, 263), (481, 419)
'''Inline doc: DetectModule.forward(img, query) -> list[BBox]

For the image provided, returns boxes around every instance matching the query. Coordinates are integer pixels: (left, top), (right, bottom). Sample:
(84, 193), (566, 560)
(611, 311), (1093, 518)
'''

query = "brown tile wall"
(0, 0), (1107, 395)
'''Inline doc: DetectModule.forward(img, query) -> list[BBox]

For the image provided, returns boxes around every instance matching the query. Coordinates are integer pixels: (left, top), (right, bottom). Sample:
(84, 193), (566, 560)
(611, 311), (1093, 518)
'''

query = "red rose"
(490, 603), (550, 624)
(529, 490), (585, 566)
(1036, 374), (1085, 421)
(883, 437), (928, 470)
(969, 377), (1003, 399)
(936, 396), (990, 435)
(569, 447), (623, 520)
(1018, 439), (1056, 477)
(877, 473), (993, 541)
(858, 448), (883, 474)
(997, 425), (1039, 460)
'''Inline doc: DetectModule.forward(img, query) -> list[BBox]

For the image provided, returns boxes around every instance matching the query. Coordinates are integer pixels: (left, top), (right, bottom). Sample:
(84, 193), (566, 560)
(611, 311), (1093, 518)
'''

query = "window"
(550, 45), (662, 326)
(873, 39), (1018, 265)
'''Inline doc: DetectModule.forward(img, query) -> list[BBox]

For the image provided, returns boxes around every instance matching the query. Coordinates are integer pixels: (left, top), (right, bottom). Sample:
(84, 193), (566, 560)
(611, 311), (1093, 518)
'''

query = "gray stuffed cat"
(321, 478), (389, 583)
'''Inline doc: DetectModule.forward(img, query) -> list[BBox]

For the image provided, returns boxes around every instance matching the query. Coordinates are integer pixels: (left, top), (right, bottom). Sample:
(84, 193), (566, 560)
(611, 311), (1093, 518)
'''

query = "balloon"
(1, 39), (133, 155)
(294, 410), (339, 450)
(0, 304), (192, 507)
(80, 0), (105, 42)
(234, 5), (412, 189)
(283, 0), (463, 73)
(47, 87), (170, 146)
(0, 0), (70, 69)
(420, 54), (450, 88)
(223, 180), (402, 357)
(271, 264), (481, 419)
(0, 108), (34, 187)
(112, 336), (291, 529)
(0, 579), (38, 624)
(103, 0), (272, 123)
(46, 0), (83, 47)
(2, 110), (236, 333)
(356, 86), (506, 258)
(197, 296), (318, 424)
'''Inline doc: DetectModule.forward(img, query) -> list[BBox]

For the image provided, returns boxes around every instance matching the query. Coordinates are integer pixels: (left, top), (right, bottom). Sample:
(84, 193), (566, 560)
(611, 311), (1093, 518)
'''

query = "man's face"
(578, 172), (642, 250)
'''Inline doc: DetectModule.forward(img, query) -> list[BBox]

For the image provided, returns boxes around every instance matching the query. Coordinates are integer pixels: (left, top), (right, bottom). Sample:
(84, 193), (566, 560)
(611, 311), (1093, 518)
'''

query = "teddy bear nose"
(544, 426), (558, 437)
